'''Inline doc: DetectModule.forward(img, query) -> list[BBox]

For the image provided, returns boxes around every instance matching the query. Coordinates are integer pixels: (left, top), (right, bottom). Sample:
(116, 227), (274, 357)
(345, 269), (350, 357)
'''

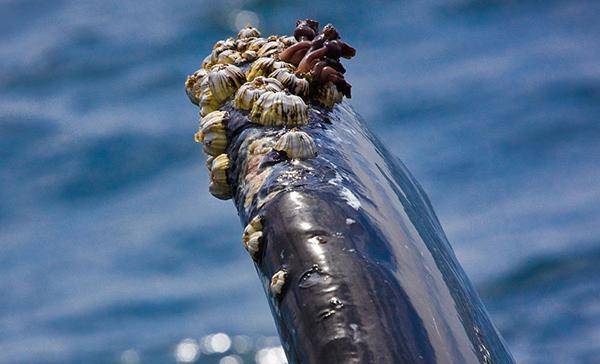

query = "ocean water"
(1, 0), (599, 363)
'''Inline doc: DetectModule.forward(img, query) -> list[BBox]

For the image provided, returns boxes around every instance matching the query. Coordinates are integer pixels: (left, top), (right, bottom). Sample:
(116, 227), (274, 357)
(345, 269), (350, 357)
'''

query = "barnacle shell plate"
(250, 91), (309, 126)
(274, 129), (317, 160)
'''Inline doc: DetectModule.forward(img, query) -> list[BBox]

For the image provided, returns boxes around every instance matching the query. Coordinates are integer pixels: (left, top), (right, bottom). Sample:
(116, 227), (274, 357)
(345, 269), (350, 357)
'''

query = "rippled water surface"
(1, 0), (599, 363)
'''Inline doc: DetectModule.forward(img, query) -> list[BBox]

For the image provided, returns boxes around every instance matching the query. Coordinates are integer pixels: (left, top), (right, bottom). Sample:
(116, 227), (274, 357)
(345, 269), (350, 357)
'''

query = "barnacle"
(195, 111), (229, 156)
(209, 182), (231, 200)
(311, 60), (351, 98)
(274, 128), (317, 160)
(209, 154), (231, 199)
(184, 69), (207, 105)
(315, 81), (343, 108)
(216, 49), (243, 65)
(247, 57), (295, 81)
(242, 215), (263, 260)
(208, 64), (246, 102)
(247, 57), (275, 81)
(198, 79), (218, 116)
(250, 91), (309, 126)
(278, 19), (319, 65)
(234, 77), (284, 110)
(279, 35), (297, 47)
(269, 68), (309, 98)
(247, 37), (268, 52)
(237, 26), (261, 39)
(241, 50), (258, 63)
(198, 64), (245, 116)
(206, 38), (239, 67)
(214, 37), (236, 50)
(257, 37), (284, 58)
(279, 19), (355, 98)
(200, 110), (228, 128)
(270, 270), (287, 296)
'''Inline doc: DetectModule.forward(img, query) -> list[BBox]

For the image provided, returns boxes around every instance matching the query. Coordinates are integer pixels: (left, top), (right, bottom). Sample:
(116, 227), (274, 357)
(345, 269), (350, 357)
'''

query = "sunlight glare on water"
(175, 339), (200, 363)
(255, 346), (288, 364)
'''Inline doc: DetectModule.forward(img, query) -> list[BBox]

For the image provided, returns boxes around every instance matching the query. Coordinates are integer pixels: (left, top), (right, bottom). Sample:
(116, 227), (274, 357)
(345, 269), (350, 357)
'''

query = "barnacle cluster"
(185, 21), (356, 285)
(242, 215), (263, 260)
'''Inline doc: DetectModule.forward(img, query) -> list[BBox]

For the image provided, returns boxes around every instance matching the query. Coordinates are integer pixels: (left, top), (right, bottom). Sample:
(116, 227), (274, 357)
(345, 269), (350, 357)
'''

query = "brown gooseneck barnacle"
(279, 19), (356, 99)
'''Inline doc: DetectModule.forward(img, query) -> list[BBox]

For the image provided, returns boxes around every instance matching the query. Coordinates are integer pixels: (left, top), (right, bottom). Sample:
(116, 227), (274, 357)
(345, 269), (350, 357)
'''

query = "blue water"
(1, 0), (599, 363)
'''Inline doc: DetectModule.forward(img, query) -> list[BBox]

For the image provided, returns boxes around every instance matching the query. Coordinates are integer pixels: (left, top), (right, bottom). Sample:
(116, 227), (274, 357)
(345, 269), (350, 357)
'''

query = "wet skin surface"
(227, 102), (515, 364)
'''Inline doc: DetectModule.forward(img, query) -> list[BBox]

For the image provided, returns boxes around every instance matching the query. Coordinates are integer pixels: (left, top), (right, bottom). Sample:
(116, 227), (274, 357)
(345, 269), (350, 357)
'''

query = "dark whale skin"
(226, 101), (516, 364)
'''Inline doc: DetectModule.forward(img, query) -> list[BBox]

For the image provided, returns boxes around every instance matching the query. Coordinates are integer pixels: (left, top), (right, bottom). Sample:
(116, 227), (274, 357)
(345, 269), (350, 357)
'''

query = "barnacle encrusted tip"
(186, 20), (357, 201)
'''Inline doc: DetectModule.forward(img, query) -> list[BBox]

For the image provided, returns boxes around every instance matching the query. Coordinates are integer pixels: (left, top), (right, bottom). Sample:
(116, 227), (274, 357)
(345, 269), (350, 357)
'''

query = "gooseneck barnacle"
(279, 20), (356, 98)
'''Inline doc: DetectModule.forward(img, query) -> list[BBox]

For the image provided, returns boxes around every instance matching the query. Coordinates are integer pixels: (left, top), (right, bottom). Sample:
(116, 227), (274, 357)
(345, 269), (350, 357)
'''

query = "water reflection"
(219, 354), (244, 364)
(175, 338), (200, 363)
(169, 334), (288, 363)
(255, 346), (287, 364)
(120, 349), (141, 364)
(202, 332), (232, 354)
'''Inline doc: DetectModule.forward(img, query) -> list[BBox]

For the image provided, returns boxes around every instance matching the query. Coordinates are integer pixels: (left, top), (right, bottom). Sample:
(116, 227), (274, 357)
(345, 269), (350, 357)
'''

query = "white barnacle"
(234, 77), (283, 110)
(200, 110), (228, 128)
(210, 153), (230, 184)
(213, 37), (236, 49)
(247, 37), (267, 52)
(245, 232), (263, 260)
(198, 64), (245, 116)
(201, 54), (213, 70)
(274, 128), (317, 160)
(209, 153), (232, 199)
(272, 61), (295, 71)
(250, 91), (309, 126)
(241, 50), (258, 63)
(184, 68), (207, 105)
(244, 215), (263, 236)
(195, 111), (229, 156)
(270, 270), (287, 296)
(269, 68), (309, 98)
(237, 26), (261, 39)
(246, 57), (275, 81)
(207, 64), (246, 103)
(316, 81), (343, 108)
(198, 77), (218, 116)
(242, 215), (264, 260)
(209, 38), (238, 65)
(216, 49), (243, 65)
(257, 38), (284, 58)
